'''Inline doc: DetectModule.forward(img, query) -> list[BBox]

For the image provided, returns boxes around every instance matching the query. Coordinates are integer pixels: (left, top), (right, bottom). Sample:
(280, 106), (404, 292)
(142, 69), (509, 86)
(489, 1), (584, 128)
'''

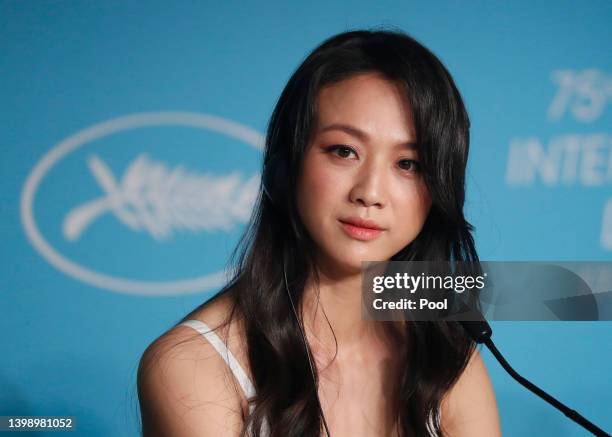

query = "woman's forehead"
(314, 74), (416, 142)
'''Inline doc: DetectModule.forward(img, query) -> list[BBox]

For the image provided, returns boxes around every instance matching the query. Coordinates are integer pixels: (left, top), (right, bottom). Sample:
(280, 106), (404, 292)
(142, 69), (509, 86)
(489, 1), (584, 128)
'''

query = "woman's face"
(296, 73), (432, 276)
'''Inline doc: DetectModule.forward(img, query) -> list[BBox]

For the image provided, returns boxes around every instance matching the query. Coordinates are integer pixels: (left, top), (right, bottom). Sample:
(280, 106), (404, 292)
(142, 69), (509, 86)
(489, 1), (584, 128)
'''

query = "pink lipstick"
(338, 217), (385, 241)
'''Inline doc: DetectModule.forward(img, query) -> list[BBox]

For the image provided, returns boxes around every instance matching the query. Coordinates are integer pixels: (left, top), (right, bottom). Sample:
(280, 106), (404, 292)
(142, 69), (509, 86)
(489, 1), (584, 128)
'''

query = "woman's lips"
(338, 220), (384, 241)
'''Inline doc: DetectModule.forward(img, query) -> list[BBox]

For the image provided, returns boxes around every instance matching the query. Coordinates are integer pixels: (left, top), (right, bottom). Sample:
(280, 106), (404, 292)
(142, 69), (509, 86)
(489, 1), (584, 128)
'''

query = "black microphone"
(459, 320), (610, 437)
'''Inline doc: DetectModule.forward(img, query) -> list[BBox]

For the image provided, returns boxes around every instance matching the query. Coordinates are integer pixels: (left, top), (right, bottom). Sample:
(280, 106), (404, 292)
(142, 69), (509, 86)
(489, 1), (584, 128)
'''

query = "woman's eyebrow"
(317, 123), (416, 149)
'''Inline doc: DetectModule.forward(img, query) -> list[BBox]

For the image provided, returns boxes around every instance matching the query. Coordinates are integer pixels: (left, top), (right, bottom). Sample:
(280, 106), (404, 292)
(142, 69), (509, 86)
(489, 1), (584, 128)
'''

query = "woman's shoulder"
(139, 291), (250, 385)
(187, 292), (249, 356)
(137, 292), (251, 436)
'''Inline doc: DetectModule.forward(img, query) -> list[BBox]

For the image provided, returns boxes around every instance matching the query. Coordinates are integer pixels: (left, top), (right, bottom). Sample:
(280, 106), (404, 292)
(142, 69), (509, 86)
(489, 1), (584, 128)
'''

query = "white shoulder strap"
(180, 319), (256, 400)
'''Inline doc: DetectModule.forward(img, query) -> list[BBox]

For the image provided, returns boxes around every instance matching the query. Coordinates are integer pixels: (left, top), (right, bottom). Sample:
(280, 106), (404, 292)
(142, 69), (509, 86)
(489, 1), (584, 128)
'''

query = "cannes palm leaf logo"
(63, 153), (259, 241)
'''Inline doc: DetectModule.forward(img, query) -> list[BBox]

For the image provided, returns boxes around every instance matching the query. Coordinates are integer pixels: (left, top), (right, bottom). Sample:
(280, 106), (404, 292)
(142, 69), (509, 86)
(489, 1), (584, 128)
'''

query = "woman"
(137, 29), (501, 437)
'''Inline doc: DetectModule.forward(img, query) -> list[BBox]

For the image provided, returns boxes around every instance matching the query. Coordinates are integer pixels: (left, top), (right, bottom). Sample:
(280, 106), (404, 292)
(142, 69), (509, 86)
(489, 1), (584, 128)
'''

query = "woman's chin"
(314, 246), (388, 277)
(328, 255), (371, 277)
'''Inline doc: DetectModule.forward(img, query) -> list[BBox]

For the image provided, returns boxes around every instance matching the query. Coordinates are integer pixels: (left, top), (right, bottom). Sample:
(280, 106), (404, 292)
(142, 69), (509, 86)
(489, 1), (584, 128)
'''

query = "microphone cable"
(282, 252), (332, 437)
(461, 320), (611, 437)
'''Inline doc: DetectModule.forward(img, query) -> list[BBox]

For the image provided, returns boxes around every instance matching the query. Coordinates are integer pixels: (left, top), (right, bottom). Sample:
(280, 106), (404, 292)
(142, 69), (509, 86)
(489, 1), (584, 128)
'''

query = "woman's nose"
(348, 160), (387, 208)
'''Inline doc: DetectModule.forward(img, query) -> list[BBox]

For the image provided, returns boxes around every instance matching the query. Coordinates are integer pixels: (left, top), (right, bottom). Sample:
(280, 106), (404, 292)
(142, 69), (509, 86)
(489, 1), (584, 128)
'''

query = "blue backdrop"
(1, 1), (611, 436)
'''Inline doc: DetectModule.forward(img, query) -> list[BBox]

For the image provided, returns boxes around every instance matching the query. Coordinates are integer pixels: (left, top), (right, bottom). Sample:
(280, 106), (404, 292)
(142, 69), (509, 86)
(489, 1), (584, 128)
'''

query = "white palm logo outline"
(21, 111), (265, 295)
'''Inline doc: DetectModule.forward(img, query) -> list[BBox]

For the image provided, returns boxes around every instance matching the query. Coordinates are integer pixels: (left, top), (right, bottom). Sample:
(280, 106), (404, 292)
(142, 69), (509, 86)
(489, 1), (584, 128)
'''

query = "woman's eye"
(328, 145), (357, 159)
(398, 159), (421, 173)
(326, 146), (420, 173)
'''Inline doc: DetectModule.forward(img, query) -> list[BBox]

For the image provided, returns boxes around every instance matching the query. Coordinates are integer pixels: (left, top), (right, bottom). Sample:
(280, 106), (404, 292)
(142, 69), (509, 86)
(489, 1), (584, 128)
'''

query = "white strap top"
(180, 319), (270, 436)
(181, 319), (438, 435)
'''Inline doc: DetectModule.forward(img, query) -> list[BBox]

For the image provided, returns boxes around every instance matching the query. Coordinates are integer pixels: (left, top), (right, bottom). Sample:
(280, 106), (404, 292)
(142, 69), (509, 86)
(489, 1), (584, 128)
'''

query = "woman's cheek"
(403, 179), (431, 209)
(309, 161), (343, 199)
(297, 162), (335, 223)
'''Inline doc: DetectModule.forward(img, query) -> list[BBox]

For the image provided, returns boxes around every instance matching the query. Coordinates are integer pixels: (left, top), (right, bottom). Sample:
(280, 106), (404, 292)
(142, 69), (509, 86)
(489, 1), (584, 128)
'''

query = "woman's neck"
(300, 262), (384, 357)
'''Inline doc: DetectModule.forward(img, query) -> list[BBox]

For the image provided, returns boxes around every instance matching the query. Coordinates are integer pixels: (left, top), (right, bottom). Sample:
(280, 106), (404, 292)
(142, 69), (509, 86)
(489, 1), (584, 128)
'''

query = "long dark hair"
(183, 28), (478, 437)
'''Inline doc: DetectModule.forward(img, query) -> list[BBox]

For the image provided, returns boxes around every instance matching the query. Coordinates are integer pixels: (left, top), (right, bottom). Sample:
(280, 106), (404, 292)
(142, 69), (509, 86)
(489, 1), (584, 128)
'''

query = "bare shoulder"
(137, 293), (250, 437)
(440, 348), (502, 437)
